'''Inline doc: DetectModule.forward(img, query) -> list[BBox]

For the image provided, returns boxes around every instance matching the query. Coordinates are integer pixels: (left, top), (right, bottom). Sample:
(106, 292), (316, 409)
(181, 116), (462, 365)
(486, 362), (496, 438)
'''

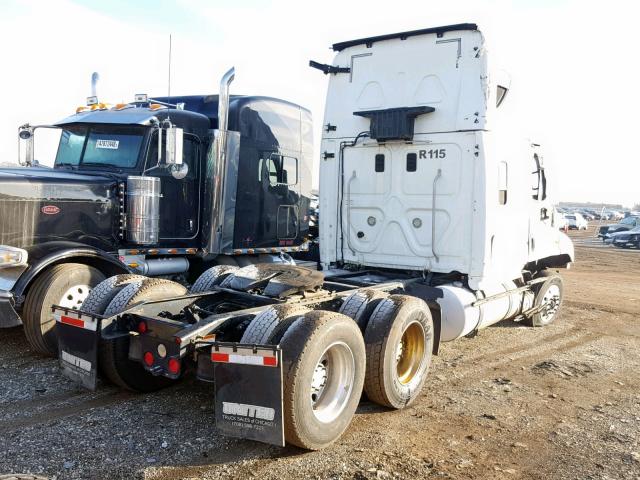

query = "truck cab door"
(148, 132), (200, 241)
(528, 149), (553, 257)
(262, 153), (301, 246)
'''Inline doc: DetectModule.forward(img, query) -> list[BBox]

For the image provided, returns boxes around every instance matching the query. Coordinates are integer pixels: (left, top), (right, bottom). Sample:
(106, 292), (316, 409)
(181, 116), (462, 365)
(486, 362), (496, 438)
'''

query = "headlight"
(0, 246), (28, 268)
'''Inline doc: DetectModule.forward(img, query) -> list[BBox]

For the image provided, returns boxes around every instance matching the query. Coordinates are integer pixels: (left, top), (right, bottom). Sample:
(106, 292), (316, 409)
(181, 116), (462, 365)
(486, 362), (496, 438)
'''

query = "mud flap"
(211, 343), (284, 447)
(53, 307), (101, 391)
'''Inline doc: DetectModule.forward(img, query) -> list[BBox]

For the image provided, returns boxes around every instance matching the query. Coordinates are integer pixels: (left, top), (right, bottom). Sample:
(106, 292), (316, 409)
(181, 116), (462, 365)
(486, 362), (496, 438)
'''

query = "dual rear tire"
(81, 275), (186, 392)
(238, 293), (433, 449)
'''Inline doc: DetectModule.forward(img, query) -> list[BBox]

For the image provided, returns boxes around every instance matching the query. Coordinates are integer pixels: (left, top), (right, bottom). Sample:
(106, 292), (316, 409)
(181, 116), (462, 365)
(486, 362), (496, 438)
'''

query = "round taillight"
(168, 358), (180, 375)
(137, 321), (148, 334)
(143, 351), (154, 366)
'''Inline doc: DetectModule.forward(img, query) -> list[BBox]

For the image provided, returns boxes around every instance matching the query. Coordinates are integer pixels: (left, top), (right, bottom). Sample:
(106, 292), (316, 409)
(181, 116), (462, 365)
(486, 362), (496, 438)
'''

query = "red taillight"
(168, 358), (180, 374)
(137, 321), (147, 334)
(143, 351), (154, 366)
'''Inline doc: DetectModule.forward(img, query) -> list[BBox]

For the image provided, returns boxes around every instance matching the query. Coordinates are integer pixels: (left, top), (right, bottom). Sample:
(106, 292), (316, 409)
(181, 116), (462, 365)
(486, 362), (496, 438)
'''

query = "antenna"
(167, 34), (172, 100)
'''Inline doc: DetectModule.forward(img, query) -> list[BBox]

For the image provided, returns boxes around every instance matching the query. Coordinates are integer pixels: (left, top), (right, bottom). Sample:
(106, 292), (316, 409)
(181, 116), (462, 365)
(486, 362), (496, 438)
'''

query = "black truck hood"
(0, 167), (119, 251)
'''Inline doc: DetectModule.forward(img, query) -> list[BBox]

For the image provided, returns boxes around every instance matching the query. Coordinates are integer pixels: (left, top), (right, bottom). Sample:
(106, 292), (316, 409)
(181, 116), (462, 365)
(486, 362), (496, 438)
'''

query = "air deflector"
(353, 106), (435, 142)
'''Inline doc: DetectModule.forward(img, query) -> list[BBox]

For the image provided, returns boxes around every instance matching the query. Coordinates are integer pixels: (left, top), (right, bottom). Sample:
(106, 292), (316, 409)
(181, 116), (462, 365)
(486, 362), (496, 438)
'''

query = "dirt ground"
(0, 226), (639, 480)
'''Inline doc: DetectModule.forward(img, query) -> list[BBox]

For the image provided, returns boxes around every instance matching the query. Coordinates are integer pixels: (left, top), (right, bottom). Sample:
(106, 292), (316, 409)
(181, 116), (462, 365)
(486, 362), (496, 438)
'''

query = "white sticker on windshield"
(96, 139), (119, 149)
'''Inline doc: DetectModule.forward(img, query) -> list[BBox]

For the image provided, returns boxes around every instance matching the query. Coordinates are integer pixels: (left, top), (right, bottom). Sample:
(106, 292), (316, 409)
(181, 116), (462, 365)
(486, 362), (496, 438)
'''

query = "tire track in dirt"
(455, 326), (582, 366)
(449, 331), (600, 380)
(0, 391), (133, 434)
(0, 390), (101, 416)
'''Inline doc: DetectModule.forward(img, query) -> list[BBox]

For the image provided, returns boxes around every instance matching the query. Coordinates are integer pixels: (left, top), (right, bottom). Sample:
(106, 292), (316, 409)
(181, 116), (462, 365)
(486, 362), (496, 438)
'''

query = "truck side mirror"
(18, 125), (34, 166)
(165, 126), (184, 166)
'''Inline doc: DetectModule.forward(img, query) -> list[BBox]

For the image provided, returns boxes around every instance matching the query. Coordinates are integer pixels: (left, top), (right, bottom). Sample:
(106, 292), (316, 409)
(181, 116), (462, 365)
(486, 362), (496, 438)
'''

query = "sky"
(0, 0), (637, 207)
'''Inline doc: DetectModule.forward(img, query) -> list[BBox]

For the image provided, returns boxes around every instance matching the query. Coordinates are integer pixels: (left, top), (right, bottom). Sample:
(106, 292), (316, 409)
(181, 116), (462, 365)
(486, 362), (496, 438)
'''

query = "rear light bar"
(211, 346), (278, 368)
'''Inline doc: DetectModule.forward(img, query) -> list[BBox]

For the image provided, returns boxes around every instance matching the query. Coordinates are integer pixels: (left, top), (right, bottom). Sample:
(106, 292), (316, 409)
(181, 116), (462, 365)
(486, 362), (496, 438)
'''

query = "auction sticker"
(96, 139), (119, 149)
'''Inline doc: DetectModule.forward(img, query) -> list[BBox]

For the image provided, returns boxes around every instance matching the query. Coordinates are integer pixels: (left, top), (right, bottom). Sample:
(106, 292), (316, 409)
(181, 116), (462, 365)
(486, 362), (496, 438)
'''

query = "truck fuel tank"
(437, 282), (534, 341)
(126, 176), (160, 245)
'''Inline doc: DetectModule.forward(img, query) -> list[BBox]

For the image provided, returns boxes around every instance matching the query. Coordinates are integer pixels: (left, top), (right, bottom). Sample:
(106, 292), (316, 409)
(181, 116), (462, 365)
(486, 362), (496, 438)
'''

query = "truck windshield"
(54, 125), (146, 168)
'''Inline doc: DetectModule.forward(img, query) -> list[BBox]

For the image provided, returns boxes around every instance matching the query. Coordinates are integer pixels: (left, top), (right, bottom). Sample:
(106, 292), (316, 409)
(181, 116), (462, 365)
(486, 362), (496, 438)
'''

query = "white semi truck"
(53, 23), (573, 450)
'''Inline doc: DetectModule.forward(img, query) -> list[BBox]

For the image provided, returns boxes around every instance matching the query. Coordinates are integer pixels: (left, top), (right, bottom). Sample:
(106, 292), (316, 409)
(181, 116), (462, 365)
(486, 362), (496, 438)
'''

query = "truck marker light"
(168, 358), (180, 374)
(211, 352), (229, 363)
(263, 356), (278, 367)
(60, 315), (84, 328)
(143, 352), (154, 366)
(137, 321), (147, 334)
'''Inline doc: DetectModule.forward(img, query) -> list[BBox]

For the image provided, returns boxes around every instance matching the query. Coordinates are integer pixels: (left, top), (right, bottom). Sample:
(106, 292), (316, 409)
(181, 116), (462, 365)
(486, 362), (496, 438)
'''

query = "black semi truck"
(1, 68), (313, 355)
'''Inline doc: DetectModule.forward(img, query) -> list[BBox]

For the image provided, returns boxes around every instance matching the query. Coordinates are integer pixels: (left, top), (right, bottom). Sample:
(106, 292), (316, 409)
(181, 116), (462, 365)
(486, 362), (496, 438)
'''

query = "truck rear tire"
(22, 263), (106, 356)
(240, 304), (310, 344)
(279, 310), (365, 450)
(363, 295), (433, 409)
(100, 278), (187, 392)
(528, 271), (564, 327)
(189, 265), (238, 293)
(81, 274), (147, 315)
(338, 289), (388, 331)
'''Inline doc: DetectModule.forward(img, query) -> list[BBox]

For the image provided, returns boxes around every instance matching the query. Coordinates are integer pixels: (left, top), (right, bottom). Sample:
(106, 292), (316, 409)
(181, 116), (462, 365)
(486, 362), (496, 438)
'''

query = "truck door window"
(147, 131), (198, 178)
(496, 85), (508, 107)
(259, 154), (298, 186)
(498, 161), (508, 205)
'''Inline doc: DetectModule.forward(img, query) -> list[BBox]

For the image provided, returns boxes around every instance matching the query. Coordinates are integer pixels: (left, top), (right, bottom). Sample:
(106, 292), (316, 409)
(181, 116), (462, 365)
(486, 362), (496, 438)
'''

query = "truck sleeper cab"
(1, 71), (312, 356)
(54, 24), (574, 451)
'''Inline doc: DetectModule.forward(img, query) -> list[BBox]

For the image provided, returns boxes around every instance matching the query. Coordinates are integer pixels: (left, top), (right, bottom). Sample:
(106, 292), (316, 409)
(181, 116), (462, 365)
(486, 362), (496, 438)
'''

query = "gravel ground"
(0, 227), (639, 479)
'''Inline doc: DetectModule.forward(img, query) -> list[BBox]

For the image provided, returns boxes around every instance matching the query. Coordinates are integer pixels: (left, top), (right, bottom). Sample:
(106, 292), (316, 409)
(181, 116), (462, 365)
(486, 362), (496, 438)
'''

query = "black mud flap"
(211, 342), (284, 447)
(53, 307), (101, 391)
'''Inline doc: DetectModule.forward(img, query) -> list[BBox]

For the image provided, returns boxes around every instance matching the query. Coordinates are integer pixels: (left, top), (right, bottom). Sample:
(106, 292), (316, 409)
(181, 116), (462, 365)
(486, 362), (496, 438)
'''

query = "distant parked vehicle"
(598, 216), (640, 241)
(610, 226), (640, 249)
(555, 210), (569, 230)
(579, 211), (595, 221)
(565, 213), (588, 230)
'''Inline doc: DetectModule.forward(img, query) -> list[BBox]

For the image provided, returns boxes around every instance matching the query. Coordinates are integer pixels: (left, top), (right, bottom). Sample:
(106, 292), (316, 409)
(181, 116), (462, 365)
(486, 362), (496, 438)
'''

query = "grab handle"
(432, 169), (442, 262)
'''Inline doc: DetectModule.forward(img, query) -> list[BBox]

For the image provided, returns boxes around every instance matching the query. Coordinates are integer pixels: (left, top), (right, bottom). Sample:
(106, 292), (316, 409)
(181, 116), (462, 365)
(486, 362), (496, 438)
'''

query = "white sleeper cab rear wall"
(318, 23), (573, 291)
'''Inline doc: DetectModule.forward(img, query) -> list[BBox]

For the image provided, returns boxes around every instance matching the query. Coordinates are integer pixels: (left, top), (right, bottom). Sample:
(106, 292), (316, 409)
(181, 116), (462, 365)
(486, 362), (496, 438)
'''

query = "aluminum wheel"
(540, 284), (561, 323)
(396, 321), (426, 385)
(58, 284), (91, 309)
(310, 341), (355, 424)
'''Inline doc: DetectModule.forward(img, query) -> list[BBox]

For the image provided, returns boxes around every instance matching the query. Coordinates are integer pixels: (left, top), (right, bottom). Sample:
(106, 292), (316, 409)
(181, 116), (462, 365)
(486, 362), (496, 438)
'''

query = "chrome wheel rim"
(310, 341), (355, 423)
(396, 321), (426, 385)
(58, 284), (91, 309)
(540, 284), (561, 323)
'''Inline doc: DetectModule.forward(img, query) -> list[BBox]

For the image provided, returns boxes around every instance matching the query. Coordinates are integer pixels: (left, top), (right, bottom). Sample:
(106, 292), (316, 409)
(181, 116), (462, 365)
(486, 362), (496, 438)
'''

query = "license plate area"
(53, 307), (101, 391)
(211, 342), (284, 446)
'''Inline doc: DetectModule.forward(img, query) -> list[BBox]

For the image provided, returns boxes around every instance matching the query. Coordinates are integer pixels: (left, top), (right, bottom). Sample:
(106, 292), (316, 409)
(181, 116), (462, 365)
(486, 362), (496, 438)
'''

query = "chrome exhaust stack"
(87, 72), (100, 105)
(209, 67), (235, 251)
(218, 67), (235, 133)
